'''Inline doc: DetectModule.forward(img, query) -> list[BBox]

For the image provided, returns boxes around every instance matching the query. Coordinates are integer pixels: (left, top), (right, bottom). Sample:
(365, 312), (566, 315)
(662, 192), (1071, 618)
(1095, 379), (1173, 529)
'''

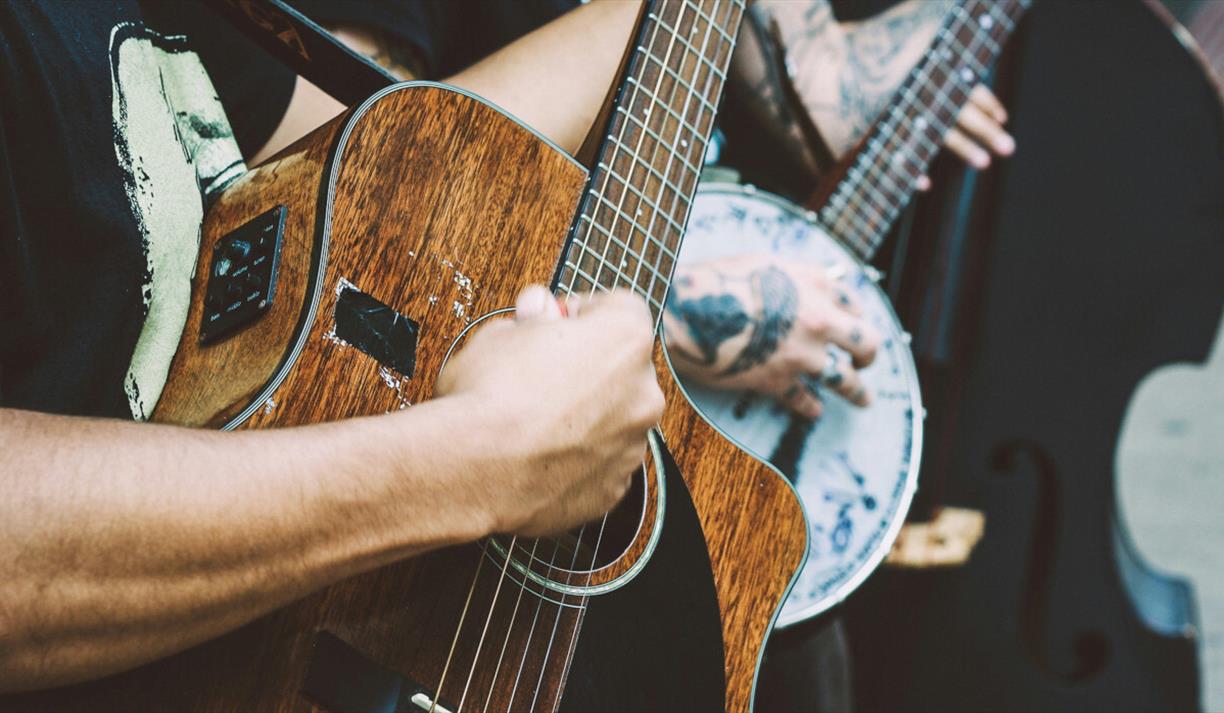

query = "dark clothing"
(0, 1), (176, 417)
(291, 0), (578, 79)
(0, 0), (574, 418)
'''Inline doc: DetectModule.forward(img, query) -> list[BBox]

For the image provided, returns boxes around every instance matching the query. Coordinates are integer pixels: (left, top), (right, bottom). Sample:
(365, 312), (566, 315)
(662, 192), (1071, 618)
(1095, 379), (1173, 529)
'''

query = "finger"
(515, 285), (562, 321)
(582, 290), (652, 325)
(944, 127), (991, 170)
(802, 310), (881, 368)
(916, 175), (932, 192)
(829, 283), (864, 317)
(781, 380), (824, 420)
(819, 359), (872, 407)
(957, 102), (1015, 156)
(970, 84), (1008, 123)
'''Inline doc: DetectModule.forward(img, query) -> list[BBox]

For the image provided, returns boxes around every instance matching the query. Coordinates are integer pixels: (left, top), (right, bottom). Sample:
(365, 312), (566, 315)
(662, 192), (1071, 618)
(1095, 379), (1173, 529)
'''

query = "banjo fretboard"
(818, 0), (1031, 262)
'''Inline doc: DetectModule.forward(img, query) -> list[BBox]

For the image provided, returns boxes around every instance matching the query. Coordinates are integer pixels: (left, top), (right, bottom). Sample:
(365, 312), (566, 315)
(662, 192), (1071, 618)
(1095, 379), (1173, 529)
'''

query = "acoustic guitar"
(2, 1), (805, 711)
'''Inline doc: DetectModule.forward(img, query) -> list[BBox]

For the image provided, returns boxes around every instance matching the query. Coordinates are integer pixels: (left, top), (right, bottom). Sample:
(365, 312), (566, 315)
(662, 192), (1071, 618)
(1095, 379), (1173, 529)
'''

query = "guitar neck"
(817, 0), (1031, 262)
(556, 0), (745, 323)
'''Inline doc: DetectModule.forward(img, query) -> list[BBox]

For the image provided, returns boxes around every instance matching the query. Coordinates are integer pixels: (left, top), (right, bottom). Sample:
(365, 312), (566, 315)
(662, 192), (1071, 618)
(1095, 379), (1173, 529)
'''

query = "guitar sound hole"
(493, 463), (647, 581)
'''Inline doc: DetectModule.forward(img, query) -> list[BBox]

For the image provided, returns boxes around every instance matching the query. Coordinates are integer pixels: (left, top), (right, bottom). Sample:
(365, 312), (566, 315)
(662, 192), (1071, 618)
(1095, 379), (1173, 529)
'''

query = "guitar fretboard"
(555, 0), (745, 323)
(818, 0), (1031, 262)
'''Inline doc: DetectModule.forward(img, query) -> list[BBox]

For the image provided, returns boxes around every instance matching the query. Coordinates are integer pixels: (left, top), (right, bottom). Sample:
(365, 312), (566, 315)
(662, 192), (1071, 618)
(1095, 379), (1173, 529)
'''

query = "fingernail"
(995, 135), (1015, 155)
(973, 150), (990, 169)
(517, 286), (549, 318)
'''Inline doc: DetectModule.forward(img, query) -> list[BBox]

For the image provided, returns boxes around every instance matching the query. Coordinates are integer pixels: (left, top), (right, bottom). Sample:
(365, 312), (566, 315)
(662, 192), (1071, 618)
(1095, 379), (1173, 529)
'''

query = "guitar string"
(547, 1), (734, 707)
(466, 7), (674, 707)
(480, 536), (545, 712)
(455, 536), (520, 711)
(586, 2), (686, 296)
(526, 1), (687, 707)
(503, 537), (569, 711)
(430, 4), (996, 710)
(634, 0), (733, 329)
(429, 540), (494, 713)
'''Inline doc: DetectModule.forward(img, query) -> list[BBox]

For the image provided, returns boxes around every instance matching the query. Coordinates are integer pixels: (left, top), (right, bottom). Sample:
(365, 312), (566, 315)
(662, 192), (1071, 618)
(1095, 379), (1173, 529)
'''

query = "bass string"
(454, 535), (520, 711)
(503, 536), (569, 711)
(429, 539), (497, 713)
(480, 537), (545, 712)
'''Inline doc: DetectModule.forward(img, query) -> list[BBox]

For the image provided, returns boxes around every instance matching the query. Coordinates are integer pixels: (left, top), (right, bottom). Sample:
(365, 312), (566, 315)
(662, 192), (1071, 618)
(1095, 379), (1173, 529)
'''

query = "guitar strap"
(204, 0), (398, 107)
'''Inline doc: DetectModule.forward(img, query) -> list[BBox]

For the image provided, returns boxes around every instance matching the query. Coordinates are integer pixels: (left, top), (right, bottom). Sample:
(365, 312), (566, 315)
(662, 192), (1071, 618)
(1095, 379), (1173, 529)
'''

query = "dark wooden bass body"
(4, 82), (805, 711)
(848, 1), (1224, 709)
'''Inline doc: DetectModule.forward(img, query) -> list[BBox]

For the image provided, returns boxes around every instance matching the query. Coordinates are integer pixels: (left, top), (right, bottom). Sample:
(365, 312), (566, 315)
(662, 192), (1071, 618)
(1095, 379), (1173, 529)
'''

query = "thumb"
(515, 285), (563, 321)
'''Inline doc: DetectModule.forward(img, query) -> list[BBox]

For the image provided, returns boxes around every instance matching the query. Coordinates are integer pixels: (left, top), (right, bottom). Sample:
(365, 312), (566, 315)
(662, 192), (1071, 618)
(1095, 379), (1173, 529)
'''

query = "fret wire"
(622, 79), (712, 158)
(564, 3), (671, 299)
(591, 2), (689, 299)
(590, 188), (679, 260)
(631, 50), (718, 121)
(560, 260), (665, 314)
(571, 4), (671, 298)
(637, 0), (729, 318)
(577, 212), (672, 287)
(633, 1), (706, 310)
(569, 0), (743, 319)
(570, 236), (666, 307)
(607, 115), (703, 193)
(598, 161), (689, 238)
(691, 2), (735, 54)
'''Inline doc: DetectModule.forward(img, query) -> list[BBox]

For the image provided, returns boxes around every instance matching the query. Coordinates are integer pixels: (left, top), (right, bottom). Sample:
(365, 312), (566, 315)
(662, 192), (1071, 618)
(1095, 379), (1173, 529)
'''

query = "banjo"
(672, 0), (1030, 627)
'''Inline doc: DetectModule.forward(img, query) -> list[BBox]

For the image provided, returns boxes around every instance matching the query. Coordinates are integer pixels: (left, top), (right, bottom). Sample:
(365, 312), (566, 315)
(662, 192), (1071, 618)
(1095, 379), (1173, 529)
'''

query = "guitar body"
(4, 82), (804, 711)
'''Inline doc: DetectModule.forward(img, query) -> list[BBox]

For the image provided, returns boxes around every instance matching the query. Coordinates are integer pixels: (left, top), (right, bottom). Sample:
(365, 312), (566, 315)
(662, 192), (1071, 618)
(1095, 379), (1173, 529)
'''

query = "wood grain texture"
(5, 81), (805, 712)
(657, 353), (806, 713)
(153, 116), (343, 427)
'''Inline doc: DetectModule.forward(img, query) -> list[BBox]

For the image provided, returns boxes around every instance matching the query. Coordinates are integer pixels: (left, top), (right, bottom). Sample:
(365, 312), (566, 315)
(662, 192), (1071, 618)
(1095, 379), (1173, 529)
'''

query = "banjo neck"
(815, 0), (1031, 263)
(556, 0), (746, 325)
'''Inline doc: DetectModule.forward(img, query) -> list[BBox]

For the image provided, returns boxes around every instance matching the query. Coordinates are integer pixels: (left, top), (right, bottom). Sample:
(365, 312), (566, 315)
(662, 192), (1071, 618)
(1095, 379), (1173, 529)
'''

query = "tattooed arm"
(663, 255), (881, 418)
(731, 0), (1014, 180)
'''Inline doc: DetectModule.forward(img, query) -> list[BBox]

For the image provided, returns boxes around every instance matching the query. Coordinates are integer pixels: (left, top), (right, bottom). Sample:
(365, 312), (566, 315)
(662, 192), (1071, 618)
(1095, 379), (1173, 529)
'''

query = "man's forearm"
(252, 0), (642, 165)
(0, 401), (494, 692)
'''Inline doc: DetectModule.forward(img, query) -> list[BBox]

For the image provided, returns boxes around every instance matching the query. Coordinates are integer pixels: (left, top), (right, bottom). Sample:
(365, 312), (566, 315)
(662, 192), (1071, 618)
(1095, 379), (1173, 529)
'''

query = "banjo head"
(670, 183), (923, 627)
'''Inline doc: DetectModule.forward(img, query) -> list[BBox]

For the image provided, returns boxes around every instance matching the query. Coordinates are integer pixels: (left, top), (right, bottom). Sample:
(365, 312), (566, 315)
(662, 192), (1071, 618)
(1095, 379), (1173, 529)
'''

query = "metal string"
(455, 536), (519, 711)
(480, 537), (544, 712)
(452, 0), (749, 706)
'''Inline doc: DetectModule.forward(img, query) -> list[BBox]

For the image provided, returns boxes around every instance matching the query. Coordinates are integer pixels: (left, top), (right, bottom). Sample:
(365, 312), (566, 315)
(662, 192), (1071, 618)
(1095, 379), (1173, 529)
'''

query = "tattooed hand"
(663, 255), (881, 419)
(733, 0), (1015, 182)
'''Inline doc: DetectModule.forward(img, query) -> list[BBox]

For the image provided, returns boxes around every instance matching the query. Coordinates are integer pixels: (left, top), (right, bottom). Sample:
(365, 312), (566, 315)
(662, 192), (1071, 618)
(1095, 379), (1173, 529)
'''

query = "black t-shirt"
(0, 1), (249, 418)
(0, 0), (575, 420)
